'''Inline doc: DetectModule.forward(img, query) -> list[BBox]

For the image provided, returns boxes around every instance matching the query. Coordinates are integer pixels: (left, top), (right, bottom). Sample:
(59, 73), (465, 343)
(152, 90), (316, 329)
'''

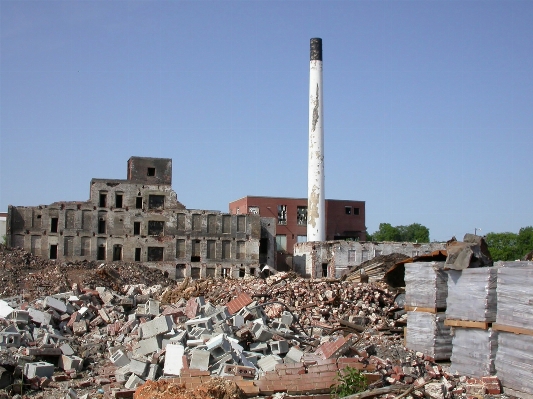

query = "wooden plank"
(444, 319), (490, 330)
(404, 306), (444, 314)
(493, 323), (533, 336)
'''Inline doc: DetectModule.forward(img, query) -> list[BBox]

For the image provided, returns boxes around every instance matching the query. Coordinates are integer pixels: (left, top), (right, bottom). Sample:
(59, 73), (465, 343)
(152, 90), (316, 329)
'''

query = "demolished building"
(6, 157), (276, 279)
(293, 240), (446, 278)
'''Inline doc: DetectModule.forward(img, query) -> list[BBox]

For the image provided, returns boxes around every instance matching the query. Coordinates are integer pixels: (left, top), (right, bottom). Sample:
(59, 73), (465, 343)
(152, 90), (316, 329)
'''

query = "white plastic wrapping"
(445, 268), (497, 322)
(405, 262), (448, 309)
(449, 328), (498, 377)
(495, 332), (533, 394)
(406, 311), (452, 361)
(496, 264), (533, 329)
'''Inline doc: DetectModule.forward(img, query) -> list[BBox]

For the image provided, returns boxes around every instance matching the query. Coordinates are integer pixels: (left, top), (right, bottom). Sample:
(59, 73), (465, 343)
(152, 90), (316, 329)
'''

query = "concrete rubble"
(0, 244), (520, 399)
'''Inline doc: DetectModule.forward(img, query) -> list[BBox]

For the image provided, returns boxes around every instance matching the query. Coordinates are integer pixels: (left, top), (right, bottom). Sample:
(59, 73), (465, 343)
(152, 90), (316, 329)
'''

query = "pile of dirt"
(133, 378), (245, 399)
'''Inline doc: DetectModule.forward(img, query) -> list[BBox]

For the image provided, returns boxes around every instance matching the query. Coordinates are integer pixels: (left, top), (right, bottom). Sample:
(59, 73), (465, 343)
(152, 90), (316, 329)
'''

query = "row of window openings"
(98, 193), (164, 210)
(49, 218), (245, 235)
(276, 205), (360, 225)
(51, 242), (247, 262)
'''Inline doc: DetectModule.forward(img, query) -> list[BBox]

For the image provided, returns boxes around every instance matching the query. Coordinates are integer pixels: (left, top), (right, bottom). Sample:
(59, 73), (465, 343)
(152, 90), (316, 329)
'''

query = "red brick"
(484, 383), (501, 395)
(227, 293), (253, 314)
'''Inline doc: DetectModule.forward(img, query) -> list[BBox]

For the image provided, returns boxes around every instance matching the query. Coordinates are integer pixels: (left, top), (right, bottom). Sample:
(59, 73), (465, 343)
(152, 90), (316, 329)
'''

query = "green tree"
(372, 223), (401, 242)
(370, 223), (430, 242)
(485, 232), (518, 261)
(517, 226), (533, 257)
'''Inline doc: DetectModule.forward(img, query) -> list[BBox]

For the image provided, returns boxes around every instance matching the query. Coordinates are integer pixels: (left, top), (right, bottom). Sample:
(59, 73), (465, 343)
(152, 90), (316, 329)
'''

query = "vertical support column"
(307, 38), (325, 242)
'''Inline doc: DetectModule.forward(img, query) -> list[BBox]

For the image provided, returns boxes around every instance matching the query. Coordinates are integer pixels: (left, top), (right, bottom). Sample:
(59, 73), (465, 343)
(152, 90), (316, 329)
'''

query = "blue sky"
(1, 1), (532, 242)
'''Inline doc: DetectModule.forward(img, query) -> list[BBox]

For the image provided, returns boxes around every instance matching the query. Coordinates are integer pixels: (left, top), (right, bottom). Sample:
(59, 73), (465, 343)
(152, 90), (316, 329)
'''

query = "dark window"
(259, 238), (268, 255)
(148, 221), (164, 236)
(239, 268), (246, 278)
(353, 207), (360, 215)
(222, 268), (230, 278)
(98, 218), (106, 234)
(147, 167), (155, 176)
(191, 255), (200, 262)
(97, 245), (106, 260)
(113, 245), (122, 261)
(134, 222), (141, 235)
(322, 263), (328, 277)
(116, 194), (123, 208)
(250, 268), (256, 276)
(206, 267), (216, 278)
(297, 206), (307, 225)
(175, 264), (186, 279)
(147, 247), (163, 261)
(50, 218), (58, 233)
(136, 197), (143, 209)
(135, 248), (141, 261)
(345, 206), (351, 215)
(190, 267), (201, 278)
(49, 245), (58, 259)
(99, 193), (107, 207)
(148, 195), (165, 210)
(278, 205), (287, 224)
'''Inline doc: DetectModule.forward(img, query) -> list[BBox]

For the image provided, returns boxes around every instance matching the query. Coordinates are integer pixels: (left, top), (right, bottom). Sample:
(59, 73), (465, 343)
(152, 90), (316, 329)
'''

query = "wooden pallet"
(444, 319), (491, 330)
(404, 306), (445, 314)
(493, 323), (533, 336)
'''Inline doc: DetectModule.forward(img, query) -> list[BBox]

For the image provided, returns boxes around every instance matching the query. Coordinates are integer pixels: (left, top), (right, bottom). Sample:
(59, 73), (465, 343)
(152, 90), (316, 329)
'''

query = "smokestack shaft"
(307, 38), (325, 242)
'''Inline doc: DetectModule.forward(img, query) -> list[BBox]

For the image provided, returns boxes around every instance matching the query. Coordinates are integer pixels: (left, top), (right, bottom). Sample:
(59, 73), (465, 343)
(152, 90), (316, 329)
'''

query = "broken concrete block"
(98, 308), (112, 323)
(270, 340), (289, 355)
(8, 310), (30, 324)
(147, 364), (160, 381)
(162, 330), (186, 348)
(186, 339), (204, 347)
(0, 332), (21, 347)
(44, 296), (67, 313)
(0, 301), (14, 318)
(249, 342), (268, 354)
(257, 354), (282, 372)
(24, 362), (55, 379)
(135, 335), (163, 357)
(110, 349), (131, 367)
(252, 323), (273, 341)
(185, 317), (213, 334)
(115, 364), (132, 383)
(190, 349), (210, 370)
(73, 320), (88, 336)
(281, 311), (293, 326)
(140, 315), (173, 339)
(163, 344), (185, 376)
(59, 355), (83, 371)
(128, 358), (149, 377)
(60, 343), (75, 356)
(28, 308), (52, 326)
(206, 334), (232, 361)
(284, 346), (304, 363)
(124, 374), (145, 389)
(232, 314), (245, 329)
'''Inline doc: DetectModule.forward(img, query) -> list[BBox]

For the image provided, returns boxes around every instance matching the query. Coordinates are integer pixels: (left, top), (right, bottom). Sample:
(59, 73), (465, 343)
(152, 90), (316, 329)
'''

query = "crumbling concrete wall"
(7, 157), (276, 279)
(293, 240), (446, 278)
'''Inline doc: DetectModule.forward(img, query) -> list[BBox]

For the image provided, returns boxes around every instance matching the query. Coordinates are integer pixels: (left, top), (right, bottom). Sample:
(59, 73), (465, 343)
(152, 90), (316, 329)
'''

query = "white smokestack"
(307, 38), (325, 242)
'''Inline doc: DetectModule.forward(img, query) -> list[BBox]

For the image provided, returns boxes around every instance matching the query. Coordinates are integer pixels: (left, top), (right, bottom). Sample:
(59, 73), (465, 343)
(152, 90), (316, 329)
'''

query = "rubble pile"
(342, 253), (410, 283)
(0, 245), (175, 301)
(0, 245), (511, 399)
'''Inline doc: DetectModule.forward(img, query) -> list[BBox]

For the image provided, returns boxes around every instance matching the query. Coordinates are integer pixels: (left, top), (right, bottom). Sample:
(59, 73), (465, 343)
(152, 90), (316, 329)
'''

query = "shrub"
(331, 366), (368, 398)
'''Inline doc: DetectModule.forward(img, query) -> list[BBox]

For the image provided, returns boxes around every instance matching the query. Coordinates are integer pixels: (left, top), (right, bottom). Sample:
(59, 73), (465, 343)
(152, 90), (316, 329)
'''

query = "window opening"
(190, 267), (201, 279)
(190, 256), (201, 262)
(237, 215), (246, 232)
(147, 167), (155, 176)
(207, 240), (216, 259)
(353, 207), (360, 215)
(113, 245), (122, 261)
(99, 193), (107, 207)
(250, 267), (256, 276)
(175, 264), (186, 279)
(148, 195), (165, 210)
(136, 197), (143, 209)
(239, 268), (246, 278)
(98, 218), (106, 234)
(97, 245), (106, 260)
(115, 194), (123, 208)
(135, 248), (141, 261)
(134, 222), (141, 235)
(297, 206), (307, 225)
(50, 245), (58, 260)
(277, 205), (287, 225)
(222, 268), (230, 278)
(50, 218), (59, 233)
(148, 221), (164, 236)
(322, 263), (328, 277)
(147, 247), (164, 261)
(348, 250), (356, 262)
(275, 235), (287, 252)
(345, 206), (351, 215)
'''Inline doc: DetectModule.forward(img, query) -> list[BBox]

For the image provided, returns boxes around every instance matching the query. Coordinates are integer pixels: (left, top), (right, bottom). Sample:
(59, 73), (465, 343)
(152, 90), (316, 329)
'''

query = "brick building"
(229, 196), (365, 270)
(7, 157), (276, 279)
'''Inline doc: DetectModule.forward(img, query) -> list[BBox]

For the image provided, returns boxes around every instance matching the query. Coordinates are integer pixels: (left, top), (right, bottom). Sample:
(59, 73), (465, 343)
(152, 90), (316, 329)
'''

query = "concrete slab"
(163, 344), (185, 376)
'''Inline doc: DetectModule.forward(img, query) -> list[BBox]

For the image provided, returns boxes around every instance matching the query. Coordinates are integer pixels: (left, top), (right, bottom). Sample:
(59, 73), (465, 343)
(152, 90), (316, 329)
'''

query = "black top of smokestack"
(310, 38), (322, 61)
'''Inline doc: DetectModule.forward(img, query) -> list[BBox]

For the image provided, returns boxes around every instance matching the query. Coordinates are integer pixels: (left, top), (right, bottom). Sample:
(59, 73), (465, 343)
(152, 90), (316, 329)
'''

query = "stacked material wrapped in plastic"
(405, 311), (452, 360)
(495, 333), (533, 394)
(405, 262), (447, 309)
(496, 264), (533, 329)
(449, 328), (498, 377)
(446, 268), (497, 322)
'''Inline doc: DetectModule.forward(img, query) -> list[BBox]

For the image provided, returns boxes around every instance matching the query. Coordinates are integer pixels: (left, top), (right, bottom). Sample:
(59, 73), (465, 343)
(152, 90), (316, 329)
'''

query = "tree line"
(366, 223), (533, 261)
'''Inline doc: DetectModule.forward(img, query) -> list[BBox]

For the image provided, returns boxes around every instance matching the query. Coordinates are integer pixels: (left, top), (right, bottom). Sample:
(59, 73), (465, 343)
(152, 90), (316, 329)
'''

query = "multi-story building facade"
(7, 157), (276, 279)
(229, 196), (366, 270)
